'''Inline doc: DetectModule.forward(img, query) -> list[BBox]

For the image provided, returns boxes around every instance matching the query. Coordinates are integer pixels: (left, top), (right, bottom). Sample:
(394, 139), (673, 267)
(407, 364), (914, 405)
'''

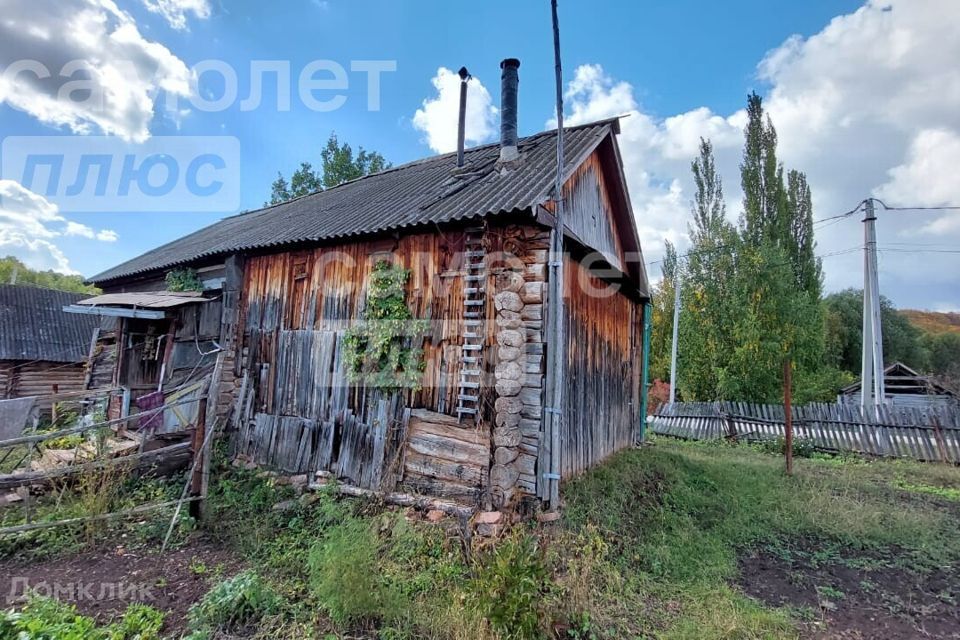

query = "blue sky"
(1, 0), (958, 310)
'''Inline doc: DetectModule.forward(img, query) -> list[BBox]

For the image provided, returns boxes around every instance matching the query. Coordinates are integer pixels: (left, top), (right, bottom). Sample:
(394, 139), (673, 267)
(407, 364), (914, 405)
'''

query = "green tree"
(320, 133), (389, 189)
(267, 162), (323, 205)
(823, 289), (928, 373)
(663, 94), (833, 403)
(740, 92), (785, 247)
(267, 133), (390, 206)
(786, 170), (822, 297)
(649, 241), (678, 383)
(0, 256), (98, 294)
(924, 332), (960, 393)
(678, 139), (739, 400)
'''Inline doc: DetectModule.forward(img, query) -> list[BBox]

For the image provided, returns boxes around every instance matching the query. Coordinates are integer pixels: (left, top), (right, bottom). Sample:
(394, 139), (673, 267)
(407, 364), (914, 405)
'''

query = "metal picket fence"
(652, 401), (960, 463)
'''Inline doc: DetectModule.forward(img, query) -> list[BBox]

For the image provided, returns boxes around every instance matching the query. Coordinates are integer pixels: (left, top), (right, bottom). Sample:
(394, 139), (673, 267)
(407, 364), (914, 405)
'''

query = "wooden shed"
(840, 361), (958, 410)
(0, 284), (101, 413)
(63, 290), (227, 431)
(88, 70), (650, 509)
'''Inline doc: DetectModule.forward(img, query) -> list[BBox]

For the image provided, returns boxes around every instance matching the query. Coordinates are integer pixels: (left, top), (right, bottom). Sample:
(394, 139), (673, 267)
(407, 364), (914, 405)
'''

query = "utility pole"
(860, 199), (885, 411)
(668, 272), (681, 404)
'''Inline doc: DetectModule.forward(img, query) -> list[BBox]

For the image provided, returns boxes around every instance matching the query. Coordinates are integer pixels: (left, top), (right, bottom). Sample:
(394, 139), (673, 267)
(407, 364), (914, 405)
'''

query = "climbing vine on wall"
(165, 267), (204, 292)
(343, 260), (427, 390)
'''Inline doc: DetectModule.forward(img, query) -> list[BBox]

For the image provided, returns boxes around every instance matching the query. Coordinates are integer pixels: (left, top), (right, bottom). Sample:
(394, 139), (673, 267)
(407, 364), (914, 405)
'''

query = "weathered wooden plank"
(407, 432), (489, 465)
(403, 451), (484, 485)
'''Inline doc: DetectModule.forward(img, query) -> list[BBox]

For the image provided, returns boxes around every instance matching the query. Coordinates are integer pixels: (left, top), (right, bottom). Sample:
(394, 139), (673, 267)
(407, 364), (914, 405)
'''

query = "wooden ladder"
(457, 226), (486, 422)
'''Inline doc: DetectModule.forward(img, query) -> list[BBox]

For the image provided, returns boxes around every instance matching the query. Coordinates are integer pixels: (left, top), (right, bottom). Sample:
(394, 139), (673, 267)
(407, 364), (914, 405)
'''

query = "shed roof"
(841, 361), (956, 397)
(74, 290), (208, 309)
(0, 285), (100, 363)
(89, 119), (633, 285)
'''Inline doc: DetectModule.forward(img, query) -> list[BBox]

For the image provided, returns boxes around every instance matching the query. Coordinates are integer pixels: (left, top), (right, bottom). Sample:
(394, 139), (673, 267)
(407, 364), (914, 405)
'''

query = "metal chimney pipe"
(499, 58), (520, 162)
(456, 67), (469, 167)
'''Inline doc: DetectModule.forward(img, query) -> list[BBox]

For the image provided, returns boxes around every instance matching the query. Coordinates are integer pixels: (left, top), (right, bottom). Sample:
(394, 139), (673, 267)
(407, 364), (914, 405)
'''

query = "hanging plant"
(343, 260), (428, 390)
(165, 267), (204, 292)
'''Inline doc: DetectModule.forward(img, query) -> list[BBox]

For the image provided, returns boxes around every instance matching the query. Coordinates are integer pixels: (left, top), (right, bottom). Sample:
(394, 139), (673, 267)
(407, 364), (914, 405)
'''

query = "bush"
(1, 597), (164, 640)
(308, 517), (403, 626)
(756, 436), (817, 459)
(187, 570), (279, 635)
(468, 533), (549, 640)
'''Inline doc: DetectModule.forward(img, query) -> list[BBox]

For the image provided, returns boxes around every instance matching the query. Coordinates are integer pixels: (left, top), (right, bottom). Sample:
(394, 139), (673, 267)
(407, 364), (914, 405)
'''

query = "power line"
(873, 198), (960, 212)
(813, 200), (867, 226)
(878, 247), (960, 255)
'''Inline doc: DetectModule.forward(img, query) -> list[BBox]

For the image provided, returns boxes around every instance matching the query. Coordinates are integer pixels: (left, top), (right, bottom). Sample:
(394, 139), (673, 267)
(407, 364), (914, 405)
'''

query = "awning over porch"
(63, 291), (211, 319)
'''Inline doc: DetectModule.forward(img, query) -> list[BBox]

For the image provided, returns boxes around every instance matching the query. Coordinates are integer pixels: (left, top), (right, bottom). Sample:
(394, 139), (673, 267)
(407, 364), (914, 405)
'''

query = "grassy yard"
(2, 438), (959, 639)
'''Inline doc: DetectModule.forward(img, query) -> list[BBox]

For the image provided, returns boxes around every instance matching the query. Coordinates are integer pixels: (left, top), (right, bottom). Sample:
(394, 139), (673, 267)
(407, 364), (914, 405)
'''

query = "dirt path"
(739, 539), (960, 639)
(0, 536), (242, 636)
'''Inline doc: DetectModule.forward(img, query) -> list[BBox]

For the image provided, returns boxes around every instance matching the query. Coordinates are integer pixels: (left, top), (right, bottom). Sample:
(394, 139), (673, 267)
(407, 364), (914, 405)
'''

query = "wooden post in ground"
(189, 393), (208, 520)
(51, 384), (59, 425)
(783, 359), (793, 476)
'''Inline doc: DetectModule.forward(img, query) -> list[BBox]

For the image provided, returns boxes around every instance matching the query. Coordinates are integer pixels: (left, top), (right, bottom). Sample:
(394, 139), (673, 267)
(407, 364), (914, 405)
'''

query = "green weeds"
(0, 597), (164, 640)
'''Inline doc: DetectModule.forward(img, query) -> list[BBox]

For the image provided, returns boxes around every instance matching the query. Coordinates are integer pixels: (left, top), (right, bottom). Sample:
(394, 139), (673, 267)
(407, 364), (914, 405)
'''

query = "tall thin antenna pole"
(669, 272), (681, 404)
(546, 0), (566, 508)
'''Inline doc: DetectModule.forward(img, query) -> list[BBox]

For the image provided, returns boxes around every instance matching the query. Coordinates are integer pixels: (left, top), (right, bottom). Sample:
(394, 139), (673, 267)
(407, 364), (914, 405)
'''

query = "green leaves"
(0, 256), (98, 294)
(1, 598), (164, 640)
(665, 95), (830, 403)
(343, 261), (426, 390)
(164, 267), (204, 292)
(186, 570), (280, 637)
(266, 133), (391, 206)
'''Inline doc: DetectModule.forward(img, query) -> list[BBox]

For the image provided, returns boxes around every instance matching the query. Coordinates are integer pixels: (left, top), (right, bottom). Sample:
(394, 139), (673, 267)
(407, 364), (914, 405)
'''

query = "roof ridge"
(221, 117), (623, 222)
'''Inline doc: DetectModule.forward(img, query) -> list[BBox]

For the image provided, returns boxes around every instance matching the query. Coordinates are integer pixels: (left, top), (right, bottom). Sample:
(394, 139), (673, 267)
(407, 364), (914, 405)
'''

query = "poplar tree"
(665, 94), (831, 403)
(679, 139), (738, 400)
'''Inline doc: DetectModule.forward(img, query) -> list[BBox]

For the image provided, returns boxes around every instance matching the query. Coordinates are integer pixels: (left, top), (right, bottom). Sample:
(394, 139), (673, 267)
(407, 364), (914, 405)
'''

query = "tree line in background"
(0, 256), (99, 294)
(648, 93), (960, 404)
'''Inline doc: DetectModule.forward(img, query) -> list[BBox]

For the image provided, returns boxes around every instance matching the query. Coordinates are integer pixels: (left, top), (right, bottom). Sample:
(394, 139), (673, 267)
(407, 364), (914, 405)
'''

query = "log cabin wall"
(0, 360), (87, 413)
(485, 223), (549, 503)
(560, 257), (642, 478)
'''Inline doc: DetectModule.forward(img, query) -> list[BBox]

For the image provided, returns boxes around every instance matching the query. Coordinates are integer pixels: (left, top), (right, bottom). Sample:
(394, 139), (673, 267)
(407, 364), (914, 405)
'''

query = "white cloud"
(0, 0), (194, 142)
(552, 0), (960, 309)
(876, 129), (960, 208)
(0, 180), (74, 273)
(412, 67), (498, 154)
(64, 221), (95, 238)
(0, 179), (115, 273)
(554, 64), (743, 255)
(141, 0), (211, 30)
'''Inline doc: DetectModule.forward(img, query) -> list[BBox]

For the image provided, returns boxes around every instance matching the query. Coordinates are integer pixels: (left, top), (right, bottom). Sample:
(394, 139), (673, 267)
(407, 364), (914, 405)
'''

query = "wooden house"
(87, 59), (650, 509)
(61, 290), (227, 435)
(0, 284), (101, 413)
(840, 361), (958, 410)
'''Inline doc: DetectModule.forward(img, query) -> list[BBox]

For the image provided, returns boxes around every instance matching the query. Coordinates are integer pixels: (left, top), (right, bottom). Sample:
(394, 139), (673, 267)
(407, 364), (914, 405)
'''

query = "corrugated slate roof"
(75, 291), (208, 309)
(90, 119), (618, 284)
(0, 285), (100, 363)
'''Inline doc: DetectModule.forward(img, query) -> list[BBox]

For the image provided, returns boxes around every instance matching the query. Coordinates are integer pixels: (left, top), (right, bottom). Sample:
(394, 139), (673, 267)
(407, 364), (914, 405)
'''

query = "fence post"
(784, 359), (793, 476)
(189, 393), (208, 520)
(724, 405), (738, 443)
(931, 414), (949, 463)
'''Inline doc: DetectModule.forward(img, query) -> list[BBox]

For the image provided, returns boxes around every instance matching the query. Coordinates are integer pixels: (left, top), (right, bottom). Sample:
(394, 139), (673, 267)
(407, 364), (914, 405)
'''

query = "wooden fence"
(651, 401), (960, 463)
